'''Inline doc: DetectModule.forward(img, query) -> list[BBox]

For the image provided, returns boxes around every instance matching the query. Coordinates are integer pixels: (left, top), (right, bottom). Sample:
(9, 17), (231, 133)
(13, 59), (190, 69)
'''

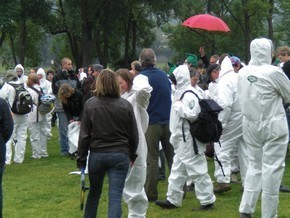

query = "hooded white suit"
(238, 38), (290, 218)
(166, 64), (215, 207)
(122, 74), (152, 218)
(27, 83), (48, 158)
(0, 69), (28, 164)
(36, 68), (53, 139)
(14, 64), (28, 87)
(213, 56), (248, 184)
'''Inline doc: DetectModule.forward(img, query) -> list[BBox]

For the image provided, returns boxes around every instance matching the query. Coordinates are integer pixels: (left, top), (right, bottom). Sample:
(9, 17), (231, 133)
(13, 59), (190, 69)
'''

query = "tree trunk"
(131, 17), (137, 59)
(242, 0), (250, 63)
(267, 0), (274, 40)
(0, 32), (6, 47)
(59, 0), (81, 70)
(81, 0), (92, 67)
(124, 10), (132, 66)
(9, 36), (17, 65)
(19, 18), (26, 65)
(207, 0), (212, 14)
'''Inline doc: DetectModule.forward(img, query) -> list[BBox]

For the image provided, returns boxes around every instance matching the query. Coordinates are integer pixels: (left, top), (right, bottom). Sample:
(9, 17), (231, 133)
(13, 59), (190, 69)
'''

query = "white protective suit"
(122, 74), (152, 218)
(0, 78), (28, 164)
(36, 68), (53, 138)
(15, 64), (28, 87)
(166, 64), (215, 207)
(238, 38), (290, 218)
(212, 56), (248, 184)
(27, 84), (48, 158)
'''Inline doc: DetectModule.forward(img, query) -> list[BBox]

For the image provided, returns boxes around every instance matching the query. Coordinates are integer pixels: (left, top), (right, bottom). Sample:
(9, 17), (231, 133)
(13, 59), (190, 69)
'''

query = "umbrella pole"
(209, 32), (215, 56)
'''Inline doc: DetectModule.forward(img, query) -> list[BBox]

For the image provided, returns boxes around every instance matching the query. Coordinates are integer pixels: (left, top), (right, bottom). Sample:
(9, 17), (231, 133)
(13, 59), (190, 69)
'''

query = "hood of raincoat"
(37, 68), (47, 85)
(14, 64), (24, 76)
(172, 64), (192, 101)
(219, 56), (235, 79)
(249, 38), (273, 66)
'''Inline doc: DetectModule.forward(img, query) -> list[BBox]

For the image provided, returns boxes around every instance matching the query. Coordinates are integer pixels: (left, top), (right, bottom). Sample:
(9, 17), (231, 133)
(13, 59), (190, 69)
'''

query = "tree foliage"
(0, 0), (289, 69)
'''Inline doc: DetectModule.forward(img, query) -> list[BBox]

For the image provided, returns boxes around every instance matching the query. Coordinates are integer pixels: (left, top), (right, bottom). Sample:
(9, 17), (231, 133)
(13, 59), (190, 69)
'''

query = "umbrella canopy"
(182, 14), (231, 32)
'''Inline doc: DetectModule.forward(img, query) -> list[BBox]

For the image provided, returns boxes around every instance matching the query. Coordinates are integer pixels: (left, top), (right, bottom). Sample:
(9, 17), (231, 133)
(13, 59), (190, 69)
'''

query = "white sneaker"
(31, 155), (41, 159)
(69, 171), (81, 175)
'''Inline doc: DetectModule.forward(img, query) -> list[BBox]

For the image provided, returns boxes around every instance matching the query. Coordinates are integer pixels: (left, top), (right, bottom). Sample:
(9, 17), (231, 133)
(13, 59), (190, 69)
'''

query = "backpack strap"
(180, 90), (200, 155)
(30, 86), (43, 95)
(29, 86), (43, 122)
(7, 82), (22, 111)
(179, 90), (200, 101)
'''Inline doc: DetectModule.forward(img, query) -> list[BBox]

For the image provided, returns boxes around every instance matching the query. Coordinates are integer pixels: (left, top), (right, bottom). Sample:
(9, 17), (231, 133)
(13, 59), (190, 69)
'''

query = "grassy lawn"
(3, 126), (290, 218)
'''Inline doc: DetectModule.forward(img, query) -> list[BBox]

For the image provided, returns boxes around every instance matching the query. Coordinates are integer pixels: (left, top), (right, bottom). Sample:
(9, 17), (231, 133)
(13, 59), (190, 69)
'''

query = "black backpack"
(180, 90), (225, 176)
(180, 90), (223, 147)
(8, 83), (33, 115)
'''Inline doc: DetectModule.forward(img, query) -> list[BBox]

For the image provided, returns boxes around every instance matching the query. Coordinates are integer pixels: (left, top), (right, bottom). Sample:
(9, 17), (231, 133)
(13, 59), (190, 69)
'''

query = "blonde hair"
(94, 69), (120, 98)
(27, 73), (39, 87)
(58, 84), (75, 105)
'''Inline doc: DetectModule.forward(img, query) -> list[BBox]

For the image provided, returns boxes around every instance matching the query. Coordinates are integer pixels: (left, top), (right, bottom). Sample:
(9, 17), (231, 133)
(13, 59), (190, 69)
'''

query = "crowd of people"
(0, 38), (290, 218)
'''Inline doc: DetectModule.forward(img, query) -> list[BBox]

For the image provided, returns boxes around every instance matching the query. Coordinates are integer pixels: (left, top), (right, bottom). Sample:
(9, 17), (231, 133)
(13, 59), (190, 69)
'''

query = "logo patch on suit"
(189, 100), (195, 109)
(247, 75), (258, 83)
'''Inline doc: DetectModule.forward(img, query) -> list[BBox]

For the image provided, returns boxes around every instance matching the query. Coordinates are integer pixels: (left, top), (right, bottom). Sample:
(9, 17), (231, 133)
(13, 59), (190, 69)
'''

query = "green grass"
(3, 127), (290, 218)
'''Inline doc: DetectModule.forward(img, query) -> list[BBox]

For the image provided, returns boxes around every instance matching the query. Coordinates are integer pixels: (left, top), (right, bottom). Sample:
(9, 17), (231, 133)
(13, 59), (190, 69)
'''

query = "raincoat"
(27, 84), (48, 158)
(213, 56), (248, 184)
(238, 38), (290, 218)
(37, 68), (53, 139)
(122, 74), (152, 218)
(14, 64), (28, 87)
(166, 64), (215, 207)
(0, 75), (28, 164)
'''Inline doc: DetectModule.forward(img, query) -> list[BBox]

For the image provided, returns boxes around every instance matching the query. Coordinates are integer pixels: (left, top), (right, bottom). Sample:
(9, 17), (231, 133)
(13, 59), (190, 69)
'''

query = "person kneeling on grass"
(155, 64), (216, 211)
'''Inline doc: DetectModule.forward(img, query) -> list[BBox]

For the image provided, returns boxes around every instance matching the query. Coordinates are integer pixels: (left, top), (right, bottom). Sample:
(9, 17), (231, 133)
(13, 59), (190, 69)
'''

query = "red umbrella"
(182, 14), (231, 32)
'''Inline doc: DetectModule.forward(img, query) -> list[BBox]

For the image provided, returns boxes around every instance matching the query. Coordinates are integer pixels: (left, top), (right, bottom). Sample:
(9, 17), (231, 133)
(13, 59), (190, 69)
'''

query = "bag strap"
(179, 90), (200, 101)
(30, 86), (43, 94)
(180, 90), (200, 155)
(29, 86), (43, 122)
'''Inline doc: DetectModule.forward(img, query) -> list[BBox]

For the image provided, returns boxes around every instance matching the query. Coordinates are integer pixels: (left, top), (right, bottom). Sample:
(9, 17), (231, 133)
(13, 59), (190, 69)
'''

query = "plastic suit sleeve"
(128, 105), (139, 162)
(270, 70), (290, 104)
(173, 92), (200, 122)
(216, 82), (234, 127)
(131, 75), (153, 109)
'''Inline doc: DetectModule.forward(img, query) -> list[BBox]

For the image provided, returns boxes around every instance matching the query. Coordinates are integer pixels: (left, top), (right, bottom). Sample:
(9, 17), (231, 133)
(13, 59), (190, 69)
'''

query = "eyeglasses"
(16, 70), (22, 73)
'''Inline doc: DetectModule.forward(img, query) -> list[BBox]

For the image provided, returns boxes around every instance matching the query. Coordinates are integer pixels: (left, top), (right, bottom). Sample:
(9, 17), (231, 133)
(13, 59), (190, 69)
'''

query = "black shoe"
(280, 185), (290, 193)
(147, 197), (157, 202)
(158, 176), (165, 181)
(192, 203), (214, 211)
(240, 213), (253, 218)
(155, 200), (177, 209)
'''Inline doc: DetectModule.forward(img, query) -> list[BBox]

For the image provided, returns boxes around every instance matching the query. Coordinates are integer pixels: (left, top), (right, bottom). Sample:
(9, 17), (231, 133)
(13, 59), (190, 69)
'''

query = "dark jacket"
(62, 89), (84, 121)
(82, 75), (95, 104)
(77, 96), (139, 168)
(0, 98), (14, 166)
(52, 70), (81, 112)
(141, 66), (172, 125)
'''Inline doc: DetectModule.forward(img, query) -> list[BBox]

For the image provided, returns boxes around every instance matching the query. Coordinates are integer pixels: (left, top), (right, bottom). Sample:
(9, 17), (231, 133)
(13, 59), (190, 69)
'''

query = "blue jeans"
(84, 152), (130, 218)
(56, 112), (69, 154)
